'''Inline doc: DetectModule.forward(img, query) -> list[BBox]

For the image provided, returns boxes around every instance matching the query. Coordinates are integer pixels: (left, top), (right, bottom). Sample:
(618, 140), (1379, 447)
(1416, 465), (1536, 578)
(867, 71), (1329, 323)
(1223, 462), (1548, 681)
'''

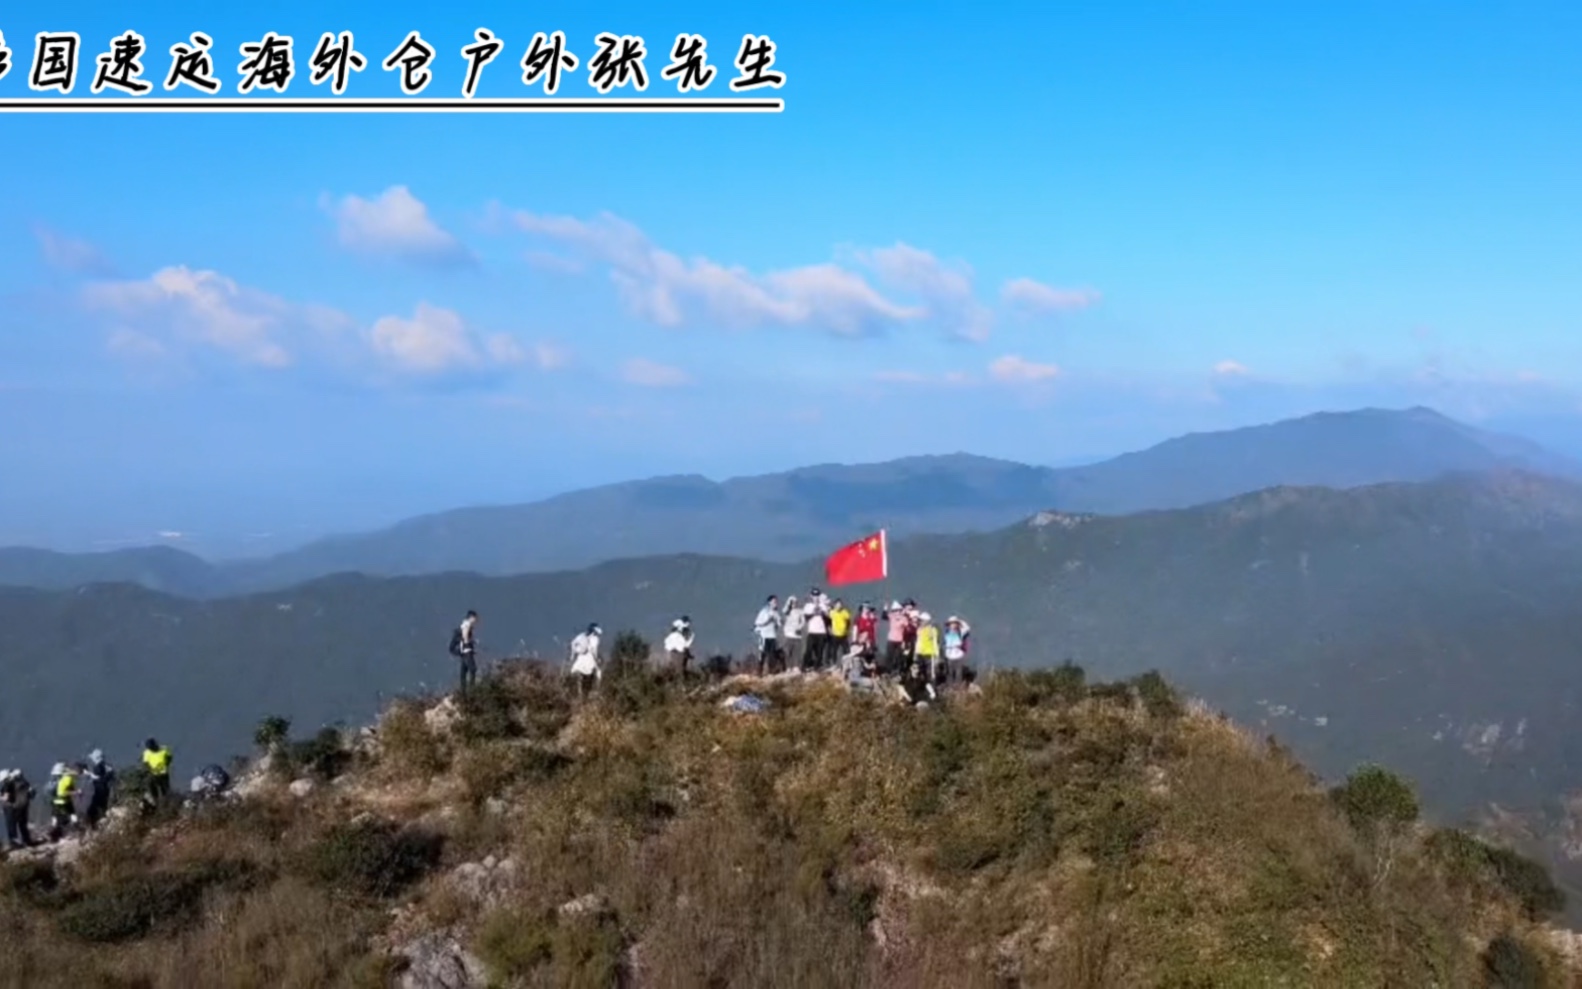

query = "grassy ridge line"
(0, 658), (1573, 988)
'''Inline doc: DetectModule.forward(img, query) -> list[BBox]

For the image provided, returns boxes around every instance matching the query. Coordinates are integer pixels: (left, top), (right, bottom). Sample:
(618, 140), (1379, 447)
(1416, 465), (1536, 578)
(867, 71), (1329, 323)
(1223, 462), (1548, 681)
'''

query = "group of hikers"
(0, 738), (189, 852)
(448, 587), (974, 708)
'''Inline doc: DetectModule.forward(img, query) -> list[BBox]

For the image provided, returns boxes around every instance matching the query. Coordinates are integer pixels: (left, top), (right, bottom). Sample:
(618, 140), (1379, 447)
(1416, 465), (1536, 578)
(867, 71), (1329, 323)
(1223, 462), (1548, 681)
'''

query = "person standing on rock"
(664, 617), (695, 679)
(49, 763), (80, 841)
(753, 595), (782, 675)
(83, 749), (115, 831)
(1, 769), (26, 849)
(781, 595), (807, 673)
(569, 623), (603, 700)
(142, 738), (173, 812)
(829, 598), (852, 664)
(451, 610), (480, 695)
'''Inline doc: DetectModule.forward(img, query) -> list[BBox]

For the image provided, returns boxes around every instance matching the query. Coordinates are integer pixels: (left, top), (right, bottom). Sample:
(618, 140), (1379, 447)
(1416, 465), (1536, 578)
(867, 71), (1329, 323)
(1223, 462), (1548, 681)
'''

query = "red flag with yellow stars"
(824, 529), (888, 586)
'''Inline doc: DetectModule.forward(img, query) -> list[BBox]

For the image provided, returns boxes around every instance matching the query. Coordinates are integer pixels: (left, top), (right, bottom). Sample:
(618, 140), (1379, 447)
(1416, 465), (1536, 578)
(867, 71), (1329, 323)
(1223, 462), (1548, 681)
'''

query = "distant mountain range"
(6, 468), (1582, 839)
(1, 405), (1574, 597)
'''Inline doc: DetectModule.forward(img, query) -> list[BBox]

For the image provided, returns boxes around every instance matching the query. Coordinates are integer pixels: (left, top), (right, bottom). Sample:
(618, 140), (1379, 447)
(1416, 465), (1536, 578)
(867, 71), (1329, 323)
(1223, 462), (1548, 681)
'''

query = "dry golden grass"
(0, 663), (1574, 988)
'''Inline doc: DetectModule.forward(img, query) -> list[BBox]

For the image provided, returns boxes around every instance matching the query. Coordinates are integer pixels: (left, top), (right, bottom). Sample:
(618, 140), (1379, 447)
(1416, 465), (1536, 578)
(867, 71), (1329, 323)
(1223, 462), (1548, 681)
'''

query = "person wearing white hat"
(883, 601), (909, 675)
(84, 748), (115, 831)
(569, 623), (603, 700)
(664, 616), (695, 678)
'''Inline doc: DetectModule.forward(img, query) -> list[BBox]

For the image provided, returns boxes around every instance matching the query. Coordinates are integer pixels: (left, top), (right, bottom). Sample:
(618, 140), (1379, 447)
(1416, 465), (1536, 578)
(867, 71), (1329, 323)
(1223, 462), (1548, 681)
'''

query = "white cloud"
(1212, 360), (1252, 377)
(855, 243), (993, 341)
(528, 342), (571, 369)
(86, 264), (555, 384)
(620, 357), (692, 387)
(1001, 277), (1101, 315)
(34, 226), (115, 276)
(325, 186), (471, 266)
(512, 209), (927, 337)
(86, 266), (295, 368)
(105, 327), (166, 360)
(872, 369), (977, 386)
(989, 354), (1061, 382)
(368, 302), (540, 375)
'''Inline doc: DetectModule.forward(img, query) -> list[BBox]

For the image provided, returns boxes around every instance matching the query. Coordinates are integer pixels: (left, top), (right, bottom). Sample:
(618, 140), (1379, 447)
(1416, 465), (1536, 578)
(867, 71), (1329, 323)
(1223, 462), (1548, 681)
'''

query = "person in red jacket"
(854, 603), (879, 663)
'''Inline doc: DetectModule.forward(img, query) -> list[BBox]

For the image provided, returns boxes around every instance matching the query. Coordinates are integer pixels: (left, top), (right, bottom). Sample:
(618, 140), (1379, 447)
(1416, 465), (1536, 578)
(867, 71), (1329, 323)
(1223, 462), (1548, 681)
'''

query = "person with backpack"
(1, 769), (27, 849)
(450, 610), (480, 695)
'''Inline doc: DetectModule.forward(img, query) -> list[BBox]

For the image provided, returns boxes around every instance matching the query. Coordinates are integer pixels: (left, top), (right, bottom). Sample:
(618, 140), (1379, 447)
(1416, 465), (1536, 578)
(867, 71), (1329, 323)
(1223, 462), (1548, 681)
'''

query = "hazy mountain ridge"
(3, 406), (1572, 598)
(6, 469), (1582, 829)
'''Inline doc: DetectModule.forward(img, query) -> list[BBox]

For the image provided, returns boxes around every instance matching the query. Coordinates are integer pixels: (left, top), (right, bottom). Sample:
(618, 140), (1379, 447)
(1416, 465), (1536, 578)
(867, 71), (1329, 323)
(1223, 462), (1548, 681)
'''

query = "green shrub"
(57, 858), (260, 943)
(1086, 680), (1135, 706)
(474, 906), (624, 988)
(476, 906), (555, 980)
(987, 663), (1087, 707)
(1484, 844), (1565, 920)
(1084, 793), (1158, 871)
(1132, 670), (1182, 719)
(379, 701), (448, 778)
(1428, 829), (1565, 920)
(300, 819), (443, 899)
(457, 675), (523, 742)
(457, 742), (571, 806)
(1, 858), (63, 908)
(1481, 932), (1545, 988)
(609, 630), (651, 676)
(254, 714), (291, 753)
(1330, 765), (1418, 832)
(552, 912), (626, 989)
(284, 727), (352, 782)
(114, 765), (151, 808)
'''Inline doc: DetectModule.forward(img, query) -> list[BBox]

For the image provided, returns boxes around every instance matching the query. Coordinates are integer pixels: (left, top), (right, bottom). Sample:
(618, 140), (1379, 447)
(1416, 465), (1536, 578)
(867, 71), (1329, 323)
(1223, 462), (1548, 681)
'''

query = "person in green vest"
(142, 737), (173, 811)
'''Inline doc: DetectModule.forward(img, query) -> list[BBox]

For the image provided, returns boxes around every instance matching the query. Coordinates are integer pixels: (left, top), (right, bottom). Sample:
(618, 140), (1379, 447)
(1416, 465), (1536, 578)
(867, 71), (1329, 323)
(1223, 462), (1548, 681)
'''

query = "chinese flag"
(824, 530), (888, 586)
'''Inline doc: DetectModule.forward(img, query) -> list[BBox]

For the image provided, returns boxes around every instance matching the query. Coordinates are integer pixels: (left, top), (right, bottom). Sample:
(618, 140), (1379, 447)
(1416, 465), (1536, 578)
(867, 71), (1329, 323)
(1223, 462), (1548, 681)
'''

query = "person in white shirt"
(781, 595), (807, 672)
(663, 617), (695, 678)
(753, 595), (782, 675)
(569, 623), (603, 700)
(804, 599), (829, 671)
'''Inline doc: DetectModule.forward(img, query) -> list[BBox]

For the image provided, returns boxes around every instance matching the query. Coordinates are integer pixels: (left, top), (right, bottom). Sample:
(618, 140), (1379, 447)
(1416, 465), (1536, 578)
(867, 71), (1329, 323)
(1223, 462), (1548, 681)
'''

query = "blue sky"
(2, 1), (1580, 554)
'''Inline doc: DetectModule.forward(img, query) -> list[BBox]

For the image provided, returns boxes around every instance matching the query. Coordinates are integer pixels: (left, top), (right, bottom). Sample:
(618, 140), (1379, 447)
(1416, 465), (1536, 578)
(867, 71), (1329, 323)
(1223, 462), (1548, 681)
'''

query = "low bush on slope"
(0, 657), (1570, 988)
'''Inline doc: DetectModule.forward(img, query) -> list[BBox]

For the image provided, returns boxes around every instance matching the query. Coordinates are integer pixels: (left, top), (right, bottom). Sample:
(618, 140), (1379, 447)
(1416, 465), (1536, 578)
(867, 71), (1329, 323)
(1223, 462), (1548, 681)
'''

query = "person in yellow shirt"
(915, 613), (942, 684)
(142, 737), (173, 811)
(50, 763), (79, 842)
(829, 599), (852, 660)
